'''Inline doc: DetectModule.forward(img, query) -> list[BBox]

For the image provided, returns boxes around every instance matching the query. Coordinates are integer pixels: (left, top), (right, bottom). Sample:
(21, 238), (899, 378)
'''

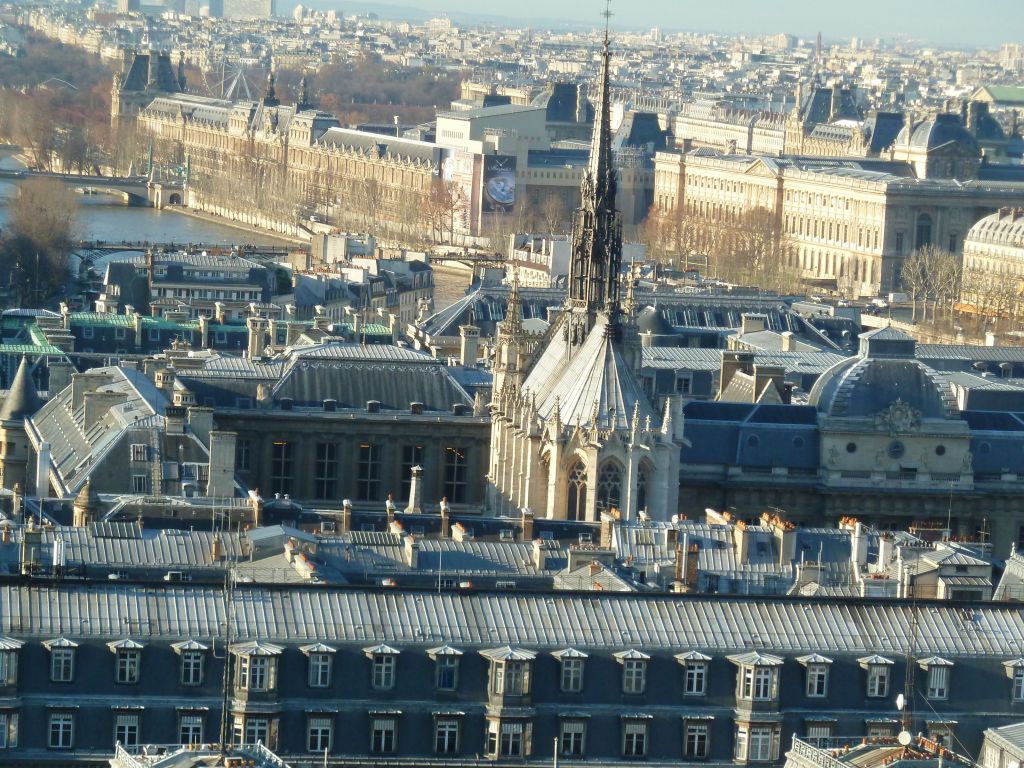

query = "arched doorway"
(566, 460), (587, 521)
(168, 192), (182, 206)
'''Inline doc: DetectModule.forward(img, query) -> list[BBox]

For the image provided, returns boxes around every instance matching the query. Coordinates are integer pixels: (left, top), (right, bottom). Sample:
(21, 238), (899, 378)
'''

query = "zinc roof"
(4, 584), (1024, 657)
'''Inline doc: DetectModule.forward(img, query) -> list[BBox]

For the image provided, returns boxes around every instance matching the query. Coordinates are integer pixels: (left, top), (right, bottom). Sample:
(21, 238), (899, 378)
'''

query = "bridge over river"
(0, 169), (183, 207)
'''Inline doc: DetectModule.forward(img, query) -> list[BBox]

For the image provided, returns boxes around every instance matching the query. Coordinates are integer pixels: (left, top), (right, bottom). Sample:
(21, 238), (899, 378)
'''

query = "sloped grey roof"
(6, 583), (1024, 654)
(524, 313), (656, 430)
(0, 357), (41, 421)
(271, 357), (472, 411)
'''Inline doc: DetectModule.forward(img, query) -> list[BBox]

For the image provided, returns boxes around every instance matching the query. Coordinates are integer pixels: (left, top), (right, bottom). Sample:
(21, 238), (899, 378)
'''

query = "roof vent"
(366, 400), (381, 413)
(323, 399), (337, 412)
(410, 401), (424, 415)
(280, 397), (293, 411)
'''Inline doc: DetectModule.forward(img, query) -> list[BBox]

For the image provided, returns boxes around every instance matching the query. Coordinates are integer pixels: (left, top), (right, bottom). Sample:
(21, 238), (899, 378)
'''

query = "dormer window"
(364, 644), (400, 691)
(552, 648), (588, 693)
(796, 654), (832, 698)
(0, 637), (23, 687)
(920, 656), (953, 700)
(427, 646), (463, 691)
(232, 641), (283, 693)
(107, 639), (144, 685)
(728, 652), (783, 702)
(676, 651), (711, 696)
(300, 643), (337, 689)
(171, 639), (208, 686)
(1003, 659), (1024, 701)
(858, 655), (894, 698)
(614, 649), (651, 695)
(481, 646), (536, 697)
(44, 638), (78, 683)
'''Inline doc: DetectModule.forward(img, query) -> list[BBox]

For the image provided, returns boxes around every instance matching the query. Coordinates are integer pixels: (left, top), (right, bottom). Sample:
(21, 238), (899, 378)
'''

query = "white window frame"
(685, 660), (707, 696)
(48, 712), (74, 749)
(435, 655), (459, 691)
(807, 723), (833, 740)
(116, 649), (140, 684)
(622, 720), (648, 758)
(622, 659), (647, 695)
(307, 716), (332, 753)
(308, 653), (332, 688)
(685, 721), (709, 758)
(50, 648), (74, 682)
(434, 718), (460, 755)
(0, 713), (13, 749)
(238, 655), (274, 692)
(179, 714), (203, 745)
(867, 665), (889, 698)
(371, 717), (397, 754)
(806, 664), (829, 698)
(561, 657), (584, 693)
(742, 666), (777, 701)
(1014, 668), (1024, 702)
(114, 712), (140, 747)
(927, 666), (949, 700)
(560, 719), (586, 758)
(181, 651), (204, 686)
(372, 654), (396, 691)
(748, 726), (774, 762)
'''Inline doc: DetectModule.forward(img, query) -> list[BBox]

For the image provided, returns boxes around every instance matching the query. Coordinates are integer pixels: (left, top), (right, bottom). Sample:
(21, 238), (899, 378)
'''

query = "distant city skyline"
(345, 0), (1024, 48)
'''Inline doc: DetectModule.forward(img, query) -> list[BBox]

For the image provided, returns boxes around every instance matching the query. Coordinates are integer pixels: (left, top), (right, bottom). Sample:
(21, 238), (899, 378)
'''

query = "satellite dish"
(897, 731), (913, 747)
(896, 693), (906, 711)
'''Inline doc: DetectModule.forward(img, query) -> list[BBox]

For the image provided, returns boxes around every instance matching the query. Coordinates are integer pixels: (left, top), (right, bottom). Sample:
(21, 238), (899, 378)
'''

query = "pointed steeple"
(0, 357), (41, 422)
(505, 268), (523, 336)
(567, 4), (623, 326)
(263, 66), (278, 106)
(297, 72), (311, 110)
(177, 51), (186, 92)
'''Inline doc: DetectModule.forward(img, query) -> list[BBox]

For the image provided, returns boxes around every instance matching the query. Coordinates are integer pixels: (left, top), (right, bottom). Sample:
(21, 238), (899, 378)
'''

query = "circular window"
(888, 441), (905, 459)
(793, 437), (805, 448)
(846, 442), (857, 454)
(747, 435), (760, 448)
(935, 445), (946, 456)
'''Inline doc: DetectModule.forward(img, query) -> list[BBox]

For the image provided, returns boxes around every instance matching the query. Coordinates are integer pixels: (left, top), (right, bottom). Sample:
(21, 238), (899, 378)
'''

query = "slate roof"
(6, 583), (1024, 654)
(523, 313), (657, 431)
(0, 357), (41, 421)
(28, 366), (169, 492)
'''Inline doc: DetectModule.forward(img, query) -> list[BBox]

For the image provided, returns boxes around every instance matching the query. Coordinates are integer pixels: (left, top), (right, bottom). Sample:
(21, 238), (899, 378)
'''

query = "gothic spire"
(297, 72), (311, 110)
(567, 3), (623, 325)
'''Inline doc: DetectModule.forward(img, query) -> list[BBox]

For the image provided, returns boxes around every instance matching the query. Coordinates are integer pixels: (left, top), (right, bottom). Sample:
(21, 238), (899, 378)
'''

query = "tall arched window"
(915, 213), (932, 249)
(636, 463), (651, 515)
(566, 461), (587, 521)
(597, 461), (623, 512)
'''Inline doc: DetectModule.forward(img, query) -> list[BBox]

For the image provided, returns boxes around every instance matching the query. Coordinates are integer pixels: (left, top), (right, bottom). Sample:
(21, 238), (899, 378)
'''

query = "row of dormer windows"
(9, 642), (1005, 704)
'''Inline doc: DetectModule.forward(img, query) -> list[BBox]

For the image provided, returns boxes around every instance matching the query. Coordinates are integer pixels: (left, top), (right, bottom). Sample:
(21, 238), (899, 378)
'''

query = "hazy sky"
(362, 0), (1024, 49)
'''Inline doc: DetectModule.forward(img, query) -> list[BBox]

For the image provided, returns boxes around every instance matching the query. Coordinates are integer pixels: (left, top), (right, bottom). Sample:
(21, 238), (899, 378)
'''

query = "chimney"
(207, 431), (236, 498)
(459, 324), (480, 367)
(532, 538), (551, 569)
(439, 497), (451, 537)
(250, 492), (263, 529)
(780, 331), (795, 352)
(402, 465), (422, 514)
(986, 331), (998, 347)
(851, 521), (868, 566)
(246, 317), (266, 359)
(187, 406), (213, 444)
(521, 507), (534, 541)
(740, 313), (767, 334)
(163, 405), (187, 435)
(212, 533), (223, 561)
(214, 302), (226, 324)
(966, 101), (980, 133)
(830, 87), (840, 121)
(386, 495), (396, 525)
(718, 350), (754, 398)
(133, 309), (144, 349)
(681, 137), (693, 153)
(341, 499), (352, 533)
(83, 390), (128, 427)
(752, 364), (787, 404)
(36, 442), (51, 499)
(198, 315), (210, 349)
(732, 521), (750, 564)
(764, 513), (797, 565)
(878, 533), (895, 566)
(404, 535), (419, 567)
(600, 511), (616, 549)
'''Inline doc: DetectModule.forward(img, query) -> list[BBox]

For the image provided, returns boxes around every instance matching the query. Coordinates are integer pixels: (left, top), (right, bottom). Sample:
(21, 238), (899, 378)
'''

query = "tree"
(1, 178), (77, 306)
(901, 245), (960, 323)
